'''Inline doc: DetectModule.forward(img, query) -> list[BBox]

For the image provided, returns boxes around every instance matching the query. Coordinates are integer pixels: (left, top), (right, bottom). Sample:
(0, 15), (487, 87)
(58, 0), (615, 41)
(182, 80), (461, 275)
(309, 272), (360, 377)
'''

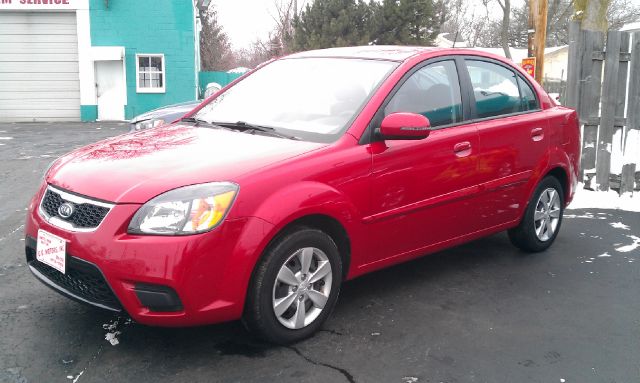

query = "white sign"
(0, 0), (89, 10)
(36, 229), (67, 274)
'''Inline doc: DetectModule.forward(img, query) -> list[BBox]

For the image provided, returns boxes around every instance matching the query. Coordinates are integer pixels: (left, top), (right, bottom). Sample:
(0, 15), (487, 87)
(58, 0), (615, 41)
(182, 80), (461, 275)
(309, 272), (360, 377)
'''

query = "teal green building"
(0, 0), (203, 122)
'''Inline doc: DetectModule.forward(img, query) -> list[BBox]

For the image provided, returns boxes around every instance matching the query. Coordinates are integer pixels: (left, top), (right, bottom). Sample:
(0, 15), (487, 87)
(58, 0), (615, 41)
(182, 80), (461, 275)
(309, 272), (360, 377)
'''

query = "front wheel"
(243, 227), (342, 344)
(508, 176), (564, 252)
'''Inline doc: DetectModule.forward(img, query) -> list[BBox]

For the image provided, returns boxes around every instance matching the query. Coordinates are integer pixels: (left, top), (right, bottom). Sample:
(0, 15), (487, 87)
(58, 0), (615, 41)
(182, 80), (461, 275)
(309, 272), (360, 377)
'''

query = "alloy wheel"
(272, 247), (333, 329)
(533, 187), (561, 242)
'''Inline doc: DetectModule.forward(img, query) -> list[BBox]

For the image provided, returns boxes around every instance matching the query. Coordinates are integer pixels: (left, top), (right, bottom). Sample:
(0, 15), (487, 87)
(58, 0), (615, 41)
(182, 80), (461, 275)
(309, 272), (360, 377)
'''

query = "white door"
(95, 61), (125, 121)
(0, 12), (80, 122)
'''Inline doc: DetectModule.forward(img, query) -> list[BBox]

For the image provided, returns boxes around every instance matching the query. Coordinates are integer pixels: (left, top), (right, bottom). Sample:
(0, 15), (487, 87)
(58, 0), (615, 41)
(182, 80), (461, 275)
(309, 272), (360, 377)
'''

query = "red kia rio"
(26, 46), (579, 344)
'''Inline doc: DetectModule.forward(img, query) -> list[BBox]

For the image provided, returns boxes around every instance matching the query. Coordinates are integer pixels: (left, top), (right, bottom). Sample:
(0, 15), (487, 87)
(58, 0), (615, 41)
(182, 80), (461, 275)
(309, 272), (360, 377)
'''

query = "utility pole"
(528, 0), (548, 84)
(527, 0), (536, 57)
(534, 0), (548, 84)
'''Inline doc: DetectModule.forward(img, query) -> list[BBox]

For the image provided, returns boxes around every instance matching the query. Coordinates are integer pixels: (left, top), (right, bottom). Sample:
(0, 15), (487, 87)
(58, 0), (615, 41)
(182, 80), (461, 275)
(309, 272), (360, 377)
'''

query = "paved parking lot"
(1, 123), (639, 383)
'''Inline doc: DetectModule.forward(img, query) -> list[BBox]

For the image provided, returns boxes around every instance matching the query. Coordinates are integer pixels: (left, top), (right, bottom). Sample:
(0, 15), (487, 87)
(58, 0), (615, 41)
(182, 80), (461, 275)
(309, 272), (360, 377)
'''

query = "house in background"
(0, 0), (209, 122)
(435, 33), (568, 82)
(621, 22), (640, 33)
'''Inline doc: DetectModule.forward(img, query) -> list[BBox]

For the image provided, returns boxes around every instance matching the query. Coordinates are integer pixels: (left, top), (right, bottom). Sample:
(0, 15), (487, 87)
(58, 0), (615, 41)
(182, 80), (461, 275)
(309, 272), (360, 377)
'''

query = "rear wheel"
(508, 176), (564, 252)
(243, 227), (342, 344)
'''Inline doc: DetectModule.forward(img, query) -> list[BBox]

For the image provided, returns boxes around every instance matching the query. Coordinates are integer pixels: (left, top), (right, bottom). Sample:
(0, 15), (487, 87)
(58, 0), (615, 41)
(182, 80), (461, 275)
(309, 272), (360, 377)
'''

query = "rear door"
(365, 58), (482, 263)
(463, 58), (548, 227)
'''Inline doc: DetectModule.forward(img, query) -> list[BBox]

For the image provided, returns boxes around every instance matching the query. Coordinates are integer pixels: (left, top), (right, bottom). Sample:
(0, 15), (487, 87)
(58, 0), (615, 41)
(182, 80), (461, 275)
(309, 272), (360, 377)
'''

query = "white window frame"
(136, 54), (166, 93)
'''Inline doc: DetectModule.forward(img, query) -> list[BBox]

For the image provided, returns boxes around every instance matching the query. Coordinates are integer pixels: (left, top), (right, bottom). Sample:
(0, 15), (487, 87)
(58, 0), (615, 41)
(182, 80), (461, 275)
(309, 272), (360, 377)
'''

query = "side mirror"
(379, 113), (431, 140)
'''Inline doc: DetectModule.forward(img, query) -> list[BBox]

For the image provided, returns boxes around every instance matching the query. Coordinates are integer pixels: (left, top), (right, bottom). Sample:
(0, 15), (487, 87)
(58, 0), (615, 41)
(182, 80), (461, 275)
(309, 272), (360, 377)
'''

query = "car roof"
(285, 45), (441, 61)
(284, 45), (514, 64)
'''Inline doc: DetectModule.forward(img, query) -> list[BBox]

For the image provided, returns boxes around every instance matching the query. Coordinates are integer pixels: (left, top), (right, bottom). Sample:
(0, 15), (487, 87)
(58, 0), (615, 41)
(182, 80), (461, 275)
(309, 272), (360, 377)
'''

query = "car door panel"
(474, 113), (548, 226)
(366, 125), (480, 262)
(465, 59), (549, 228)
(361, 58), (487, 264)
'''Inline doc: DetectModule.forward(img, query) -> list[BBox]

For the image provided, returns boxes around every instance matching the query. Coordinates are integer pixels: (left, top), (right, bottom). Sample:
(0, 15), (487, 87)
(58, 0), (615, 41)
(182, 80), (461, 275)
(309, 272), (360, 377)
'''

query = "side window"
(384, 60), (462, 128)
(466, 60), (522, 118)
(517, 76), (539, 111)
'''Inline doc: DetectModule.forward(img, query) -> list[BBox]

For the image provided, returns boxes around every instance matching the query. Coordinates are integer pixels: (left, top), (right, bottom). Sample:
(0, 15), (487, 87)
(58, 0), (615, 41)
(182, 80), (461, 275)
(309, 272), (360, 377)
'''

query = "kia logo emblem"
(58, 202), (75, 219)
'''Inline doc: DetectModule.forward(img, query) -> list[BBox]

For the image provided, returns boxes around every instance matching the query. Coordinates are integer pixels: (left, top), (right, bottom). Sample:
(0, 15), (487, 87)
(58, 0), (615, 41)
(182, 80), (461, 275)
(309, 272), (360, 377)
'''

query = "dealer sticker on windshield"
(36, 229), (66, 274)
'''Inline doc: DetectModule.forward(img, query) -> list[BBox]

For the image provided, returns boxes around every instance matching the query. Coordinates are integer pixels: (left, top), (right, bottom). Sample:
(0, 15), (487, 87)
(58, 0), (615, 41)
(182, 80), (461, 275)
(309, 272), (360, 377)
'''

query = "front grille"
(40, 187), (111, 230)
(26, 243), (122, 311)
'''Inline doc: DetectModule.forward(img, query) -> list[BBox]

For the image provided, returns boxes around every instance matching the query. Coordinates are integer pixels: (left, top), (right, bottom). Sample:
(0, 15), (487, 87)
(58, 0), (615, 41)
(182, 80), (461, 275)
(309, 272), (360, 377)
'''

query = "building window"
(136, 54), (165, 93)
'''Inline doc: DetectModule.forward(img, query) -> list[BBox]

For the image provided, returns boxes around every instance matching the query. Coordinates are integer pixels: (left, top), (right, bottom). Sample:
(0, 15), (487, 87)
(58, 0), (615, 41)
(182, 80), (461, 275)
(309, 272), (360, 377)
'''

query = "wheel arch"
(252, 213), (352, 283)
(276, 214), (351, 279)
(545, 166), (569, 203)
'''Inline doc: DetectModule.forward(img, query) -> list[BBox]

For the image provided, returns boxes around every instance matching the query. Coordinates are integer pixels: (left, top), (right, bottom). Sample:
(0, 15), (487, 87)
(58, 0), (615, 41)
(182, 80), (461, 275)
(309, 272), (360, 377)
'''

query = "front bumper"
(26, 236), (123, 312)
(25, 184), (274, 327)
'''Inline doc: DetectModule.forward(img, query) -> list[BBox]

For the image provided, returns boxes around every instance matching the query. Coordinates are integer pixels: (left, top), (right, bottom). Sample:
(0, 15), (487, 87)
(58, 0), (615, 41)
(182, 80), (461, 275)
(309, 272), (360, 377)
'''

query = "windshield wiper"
(211, 121), (300, 140)
(181, 117), (212, 125)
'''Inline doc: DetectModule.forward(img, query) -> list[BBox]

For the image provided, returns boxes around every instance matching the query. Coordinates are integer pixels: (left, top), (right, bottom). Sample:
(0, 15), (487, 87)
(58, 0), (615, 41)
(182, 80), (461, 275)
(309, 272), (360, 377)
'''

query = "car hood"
(130, 101), (201, 124)
(47, 124), (325, 203)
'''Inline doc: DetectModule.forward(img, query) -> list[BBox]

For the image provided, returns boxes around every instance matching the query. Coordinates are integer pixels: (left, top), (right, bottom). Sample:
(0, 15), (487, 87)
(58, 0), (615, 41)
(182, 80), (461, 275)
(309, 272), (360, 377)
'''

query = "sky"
(212, 0), (640, 49)
(212, 0), (307, 49)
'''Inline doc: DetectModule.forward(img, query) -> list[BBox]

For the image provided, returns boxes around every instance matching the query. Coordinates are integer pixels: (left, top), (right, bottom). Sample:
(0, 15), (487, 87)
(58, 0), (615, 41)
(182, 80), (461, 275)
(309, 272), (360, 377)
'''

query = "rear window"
(517, 76), (539, 111)
(466, 60), (523, 118)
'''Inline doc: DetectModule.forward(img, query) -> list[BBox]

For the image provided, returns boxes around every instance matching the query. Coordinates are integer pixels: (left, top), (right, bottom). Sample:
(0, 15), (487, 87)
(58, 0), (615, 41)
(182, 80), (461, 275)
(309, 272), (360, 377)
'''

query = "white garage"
(0, 12), (81, 122)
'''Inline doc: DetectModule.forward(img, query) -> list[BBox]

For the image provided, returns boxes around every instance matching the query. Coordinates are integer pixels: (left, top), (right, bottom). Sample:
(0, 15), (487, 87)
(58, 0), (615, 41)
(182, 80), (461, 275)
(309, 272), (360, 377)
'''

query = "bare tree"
(199, 4), (235, 70)
(269, 0), (301, 55)
(440, 0), (492, 48)
(607, 0), (640, 30)
(545, 0), (574, 45)
(574, 0), (611, 31)
(495, 0), (512, 58)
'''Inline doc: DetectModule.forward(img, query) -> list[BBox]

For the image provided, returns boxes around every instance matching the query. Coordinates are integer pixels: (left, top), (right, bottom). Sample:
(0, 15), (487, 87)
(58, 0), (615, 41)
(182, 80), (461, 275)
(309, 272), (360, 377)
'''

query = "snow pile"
(568, 184), (640, 212)
(227, 67), (250, 74)
(622, 130), (640, 172)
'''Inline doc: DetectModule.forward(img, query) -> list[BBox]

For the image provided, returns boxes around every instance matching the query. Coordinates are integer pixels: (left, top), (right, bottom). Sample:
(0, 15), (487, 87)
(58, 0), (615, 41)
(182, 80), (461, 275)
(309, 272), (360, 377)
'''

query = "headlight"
(128, 182), (239, 235)
(134, 118), (165, 131)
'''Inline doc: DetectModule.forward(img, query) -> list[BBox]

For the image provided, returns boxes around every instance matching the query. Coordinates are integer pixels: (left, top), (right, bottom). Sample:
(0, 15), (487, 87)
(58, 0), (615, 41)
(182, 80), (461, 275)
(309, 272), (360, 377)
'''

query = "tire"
(508, 176), (564, 253)
(243, 227), (343, 344)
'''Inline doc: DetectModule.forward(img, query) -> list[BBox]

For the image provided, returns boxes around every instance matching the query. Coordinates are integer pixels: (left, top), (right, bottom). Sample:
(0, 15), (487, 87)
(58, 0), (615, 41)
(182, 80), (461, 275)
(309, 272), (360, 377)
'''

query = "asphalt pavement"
(0, 122), (639, 383)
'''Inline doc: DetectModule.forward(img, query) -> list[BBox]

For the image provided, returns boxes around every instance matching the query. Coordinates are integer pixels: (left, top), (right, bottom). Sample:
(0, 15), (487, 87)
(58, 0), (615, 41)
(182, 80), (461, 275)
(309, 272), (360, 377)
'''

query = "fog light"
(134, 283), (183, 312)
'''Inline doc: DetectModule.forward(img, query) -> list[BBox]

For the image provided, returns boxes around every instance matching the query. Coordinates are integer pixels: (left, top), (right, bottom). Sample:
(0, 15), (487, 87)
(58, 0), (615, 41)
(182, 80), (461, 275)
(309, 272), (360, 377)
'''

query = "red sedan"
(25, 46), (580, 344)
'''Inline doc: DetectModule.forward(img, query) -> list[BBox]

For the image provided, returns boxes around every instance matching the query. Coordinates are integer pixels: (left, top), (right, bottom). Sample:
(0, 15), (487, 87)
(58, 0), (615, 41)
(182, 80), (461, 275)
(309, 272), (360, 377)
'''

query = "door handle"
(454, 141), (472, 157)
(531, 127), (544, 141)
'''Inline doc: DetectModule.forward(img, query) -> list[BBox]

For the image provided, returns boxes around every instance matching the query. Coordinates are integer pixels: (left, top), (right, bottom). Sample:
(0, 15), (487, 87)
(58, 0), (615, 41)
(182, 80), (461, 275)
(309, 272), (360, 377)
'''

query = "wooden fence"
(565, 21), (640, 194)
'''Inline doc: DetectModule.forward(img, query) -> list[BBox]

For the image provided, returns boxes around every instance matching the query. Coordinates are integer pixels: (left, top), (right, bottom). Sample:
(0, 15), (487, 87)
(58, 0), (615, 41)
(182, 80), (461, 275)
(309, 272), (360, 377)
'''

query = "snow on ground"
(67, 370), (84, 382)
(615, 235), (640, 253)
(610, 222), (631, 230)
(568, 184), (640, 212)
(102, 317), (132, 346)
(565, 183), (638, 260)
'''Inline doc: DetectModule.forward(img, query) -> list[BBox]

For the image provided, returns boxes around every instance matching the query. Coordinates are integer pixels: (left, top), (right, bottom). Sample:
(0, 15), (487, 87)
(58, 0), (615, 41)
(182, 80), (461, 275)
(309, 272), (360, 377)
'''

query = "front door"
(366, 59), (481, 264)
(95, 60), (125, 121)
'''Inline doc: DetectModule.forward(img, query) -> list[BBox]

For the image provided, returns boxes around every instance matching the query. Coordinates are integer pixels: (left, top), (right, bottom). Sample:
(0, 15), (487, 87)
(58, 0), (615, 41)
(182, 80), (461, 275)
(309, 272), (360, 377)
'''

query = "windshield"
(194, 57), (397, 142)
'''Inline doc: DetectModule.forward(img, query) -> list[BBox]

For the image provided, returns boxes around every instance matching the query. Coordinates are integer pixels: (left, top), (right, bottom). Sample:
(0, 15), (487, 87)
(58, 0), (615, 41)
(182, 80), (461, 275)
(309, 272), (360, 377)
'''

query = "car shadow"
(47, 232), (522, 359)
